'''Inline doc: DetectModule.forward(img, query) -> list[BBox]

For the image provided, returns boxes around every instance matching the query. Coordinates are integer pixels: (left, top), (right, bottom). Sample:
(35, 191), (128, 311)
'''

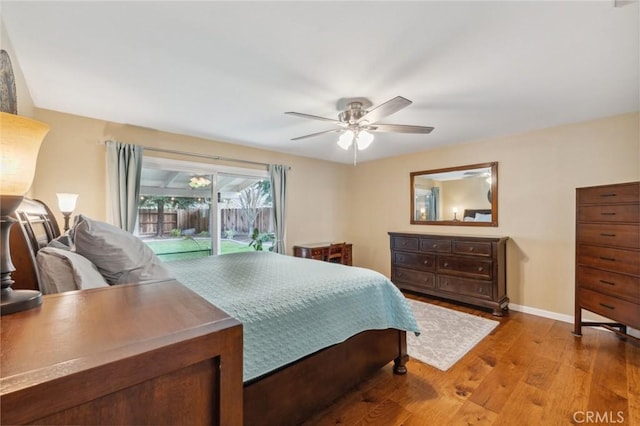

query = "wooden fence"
(138, 207), (272, 237)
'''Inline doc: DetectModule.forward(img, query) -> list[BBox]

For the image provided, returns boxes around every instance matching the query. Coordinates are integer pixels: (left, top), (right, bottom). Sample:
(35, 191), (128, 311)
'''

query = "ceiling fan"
(285, 96), (434, 164)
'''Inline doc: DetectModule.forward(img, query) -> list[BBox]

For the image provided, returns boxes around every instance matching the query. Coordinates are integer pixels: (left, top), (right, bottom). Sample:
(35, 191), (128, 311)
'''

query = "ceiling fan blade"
(291, 128), (342, 141)
(285, 111), (342, 125)
(370, 124), (434, 134)
(358, 96), (412, 124)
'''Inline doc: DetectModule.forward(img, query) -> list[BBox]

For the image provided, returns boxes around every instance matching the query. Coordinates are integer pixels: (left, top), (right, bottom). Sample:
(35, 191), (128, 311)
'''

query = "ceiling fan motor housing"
(339, 102), (367, 124)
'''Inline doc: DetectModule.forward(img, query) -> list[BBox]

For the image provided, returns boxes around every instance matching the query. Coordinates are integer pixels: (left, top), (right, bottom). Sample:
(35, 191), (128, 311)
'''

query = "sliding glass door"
(138, 156), (270, 260)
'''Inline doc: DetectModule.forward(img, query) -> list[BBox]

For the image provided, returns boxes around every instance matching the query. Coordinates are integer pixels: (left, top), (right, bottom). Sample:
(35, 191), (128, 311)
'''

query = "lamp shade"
(337, 130), (354, 150)
(0, 112), (50, 195)
(57, 193), (79, 213)
(356, 130), (374, 150)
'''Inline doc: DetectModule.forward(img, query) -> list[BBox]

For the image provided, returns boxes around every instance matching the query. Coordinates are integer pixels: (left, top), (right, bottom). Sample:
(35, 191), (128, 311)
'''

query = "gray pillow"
(72, 215), (173, 284)
(46, 234), (73, 250)
(36, 247), (109, 294)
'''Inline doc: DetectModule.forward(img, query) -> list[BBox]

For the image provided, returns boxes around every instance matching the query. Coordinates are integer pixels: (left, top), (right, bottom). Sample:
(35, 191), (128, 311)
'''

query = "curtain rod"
(101, 141), (290, 170)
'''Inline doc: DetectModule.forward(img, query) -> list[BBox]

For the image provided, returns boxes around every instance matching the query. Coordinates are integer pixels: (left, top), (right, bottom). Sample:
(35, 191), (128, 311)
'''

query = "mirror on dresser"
(410, 162), (498, 226)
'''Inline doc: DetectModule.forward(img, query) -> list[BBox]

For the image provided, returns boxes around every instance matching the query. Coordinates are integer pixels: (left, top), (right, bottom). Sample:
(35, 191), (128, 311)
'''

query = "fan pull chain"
(353, 140), (358, 165)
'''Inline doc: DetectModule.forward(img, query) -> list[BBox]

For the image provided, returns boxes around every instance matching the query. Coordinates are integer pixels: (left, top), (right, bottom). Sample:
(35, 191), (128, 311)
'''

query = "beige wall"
(31, 108), (351, 255)
(346, 112), (639, 317)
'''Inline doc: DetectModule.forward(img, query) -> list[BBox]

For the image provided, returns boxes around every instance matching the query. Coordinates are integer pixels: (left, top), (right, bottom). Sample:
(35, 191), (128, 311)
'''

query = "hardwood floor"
(303, 294), (639, 425)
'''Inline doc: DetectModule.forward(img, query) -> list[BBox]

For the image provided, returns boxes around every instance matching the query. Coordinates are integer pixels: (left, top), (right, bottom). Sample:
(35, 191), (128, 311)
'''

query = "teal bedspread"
(165, 251), (419, 382)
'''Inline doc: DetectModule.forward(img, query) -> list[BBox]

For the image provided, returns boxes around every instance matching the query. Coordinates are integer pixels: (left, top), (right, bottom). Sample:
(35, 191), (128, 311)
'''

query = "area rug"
(407, 298), (499, 371)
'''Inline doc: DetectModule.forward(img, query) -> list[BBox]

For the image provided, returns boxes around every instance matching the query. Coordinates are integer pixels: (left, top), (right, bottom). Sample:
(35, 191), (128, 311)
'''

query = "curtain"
(428, 187), (439, 221)
(106, 141), (143, 232)
(268, 164), (288, 254)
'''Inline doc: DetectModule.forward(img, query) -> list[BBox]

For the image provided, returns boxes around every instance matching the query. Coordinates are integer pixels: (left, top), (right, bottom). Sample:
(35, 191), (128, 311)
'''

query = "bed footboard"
(243, 328), (406, 426)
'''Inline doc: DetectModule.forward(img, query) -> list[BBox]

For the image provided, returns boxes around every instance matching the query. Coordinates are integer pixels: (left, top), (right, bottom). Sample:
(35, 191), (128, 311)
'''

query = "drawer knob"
(599, 256), (616, 262)
(433, 244), (438, 248)
(443, 262), (449, 267)
(600, 212), (616, 216)
(600, 280), (615, 286)
(402, 241), (407, 246)
(478, 287), (484, 294)
(478, 267), (484, 272)
(424, 277), (429, 282)
(469, 247), (475, 252)
(600, 193), (617, 197)
(599, 303), (615, 310)
(600, 233), (616, 237)
(423, 260), (429, 265)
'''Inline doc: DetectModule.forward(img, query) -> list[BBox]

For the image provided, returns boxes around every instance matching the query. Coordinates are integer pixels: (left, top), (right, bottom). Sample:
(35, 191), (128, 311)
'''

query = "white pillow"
(36, 247), (109, 294)
(475, 213), (492, 222)
(72, 215), (173, 284)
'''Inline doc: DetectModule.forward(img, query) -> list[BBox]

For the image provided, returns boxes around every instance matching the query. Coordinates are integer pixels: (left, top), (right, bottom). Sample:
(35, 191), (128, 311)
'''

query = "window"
(138, 156), (271, 260)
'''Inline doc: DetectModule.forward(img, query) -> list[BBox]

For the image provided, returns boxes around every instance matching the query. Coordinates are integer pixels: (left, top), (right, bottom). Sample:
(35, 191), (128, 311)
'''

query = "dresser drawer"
(392, 267), (435, 290)
(578, 183), (639, 205)
(391, 236), (419, 251)
(420, 238), (452, 253)
(452, 241), (492, 257)
(577, 266), (639, 304)
(392, 250), (435, 272)
(577, 223), (640, 249)
(437, 275), (493, 300)
(577, 245), (640, 276)
(437, 256), (492, 279)
(578, 204), (639, 223)
(578, 288), (640, 329)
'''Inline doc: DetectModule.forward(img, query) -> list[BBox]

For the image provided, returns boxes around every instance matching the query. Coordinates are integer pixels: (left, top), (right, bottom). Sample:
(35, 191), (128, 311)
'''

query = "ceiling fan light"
(337, 130), (354, 150)
(356, 130), (374, 150)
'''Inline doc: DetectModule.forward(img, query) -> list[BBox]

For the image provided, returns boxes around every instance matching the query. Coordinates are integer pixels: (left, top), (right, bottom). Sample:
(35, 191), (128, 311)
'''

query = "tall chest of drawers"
(388, 232), (509, 316)
(574, 181), (640, 337)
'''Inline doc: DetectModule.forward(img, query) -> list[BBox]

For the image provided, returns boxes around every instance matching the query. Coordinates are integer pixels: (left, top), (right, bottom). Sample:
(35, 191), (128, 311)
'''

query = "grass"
(145, 237), (254, 261)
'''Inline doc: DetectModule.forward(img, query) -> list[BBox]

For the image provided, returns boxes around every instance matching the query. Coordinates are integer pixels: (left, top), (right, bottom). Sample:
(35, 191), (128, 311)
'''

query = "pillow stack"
(36, 215), (173, 294)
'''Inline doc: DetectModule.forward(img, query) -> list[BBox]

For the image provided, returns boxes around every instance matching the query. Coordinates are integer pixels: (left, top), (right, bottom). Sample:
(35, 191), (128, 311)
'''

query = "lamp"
(336, 129), (375, 151)
(453, 207), (459, 221)
(0, 112), (50, 315)
(56, 193), (79, 231)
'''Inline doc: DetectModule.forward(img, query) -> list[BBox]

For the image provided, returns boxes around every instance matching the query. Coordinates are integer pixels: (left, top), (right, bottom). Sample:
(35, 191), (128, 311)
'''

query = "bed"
(463, 208), (492, 222)
(8, 198), (419, 425)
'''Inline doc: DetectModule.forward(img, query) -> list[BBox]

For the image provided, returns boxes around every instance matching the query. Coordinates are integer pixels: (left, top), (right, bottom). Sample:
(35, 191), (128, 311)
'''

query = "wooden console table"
(293, 242), (353, 265)
(0, 280), (243, 425)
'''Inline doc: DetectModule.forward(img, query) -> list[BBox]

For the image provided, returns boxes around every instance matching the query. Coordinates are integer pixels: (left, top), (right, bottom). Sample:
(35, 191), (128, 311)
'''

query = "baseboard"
(508, 303), (574, 324)
(509, 303), (640, 338)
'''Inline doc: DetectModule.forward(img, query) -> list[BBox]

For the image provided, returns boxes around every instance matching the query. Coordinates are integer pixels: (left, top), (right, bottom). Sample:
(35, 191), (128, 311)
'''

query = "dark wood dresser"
(293, 242), (353, 265)
(0, 280), (243, 425)
(388, 232), (509, 315)
(574, 181), (640, 338)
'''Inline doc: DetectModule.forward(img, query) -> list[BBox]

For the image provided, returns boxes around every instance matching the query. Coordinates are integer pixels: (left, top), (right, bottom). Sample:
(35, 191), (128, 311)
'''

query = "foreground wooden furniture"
(293, 242), (353, 265)
(574, 181), (639, 339)
(389, 232), (509, 316)
(0, 280), (243, 425)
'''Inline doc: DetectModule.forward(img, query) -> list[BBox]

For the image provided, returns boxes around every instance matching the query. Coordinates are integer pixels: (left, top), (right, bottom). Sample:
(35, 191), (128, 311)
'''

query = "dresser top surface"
(388, 232), (508, 241)
(1, 280), (240, 384)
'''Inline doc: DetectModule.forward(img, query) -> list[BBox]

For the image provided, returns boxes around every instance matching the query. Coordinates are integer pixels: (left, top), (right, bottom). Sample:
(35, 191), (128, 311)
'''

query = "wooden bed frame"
(463, 208), (492, 220)
(9, 198), (409, 425)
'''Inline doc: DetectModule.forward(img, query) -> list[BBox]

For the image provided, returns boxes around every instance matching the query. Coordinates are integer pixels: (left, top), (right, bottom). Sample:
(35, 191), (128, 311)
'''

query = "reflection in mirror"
(410, 162), (498, 226)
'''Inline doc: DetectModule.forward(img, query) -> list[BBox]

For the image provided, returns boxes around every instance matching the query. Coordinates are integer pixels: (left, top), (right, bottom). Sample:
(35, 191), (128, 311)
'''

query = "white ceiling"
(2, 1), (638, 164)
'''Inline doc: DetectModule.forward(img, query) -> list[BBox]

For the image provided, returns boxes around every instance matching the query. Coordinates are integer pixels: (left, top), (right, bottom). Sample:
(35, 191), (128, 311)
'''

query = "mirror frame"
(410, 161), (498, 227)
